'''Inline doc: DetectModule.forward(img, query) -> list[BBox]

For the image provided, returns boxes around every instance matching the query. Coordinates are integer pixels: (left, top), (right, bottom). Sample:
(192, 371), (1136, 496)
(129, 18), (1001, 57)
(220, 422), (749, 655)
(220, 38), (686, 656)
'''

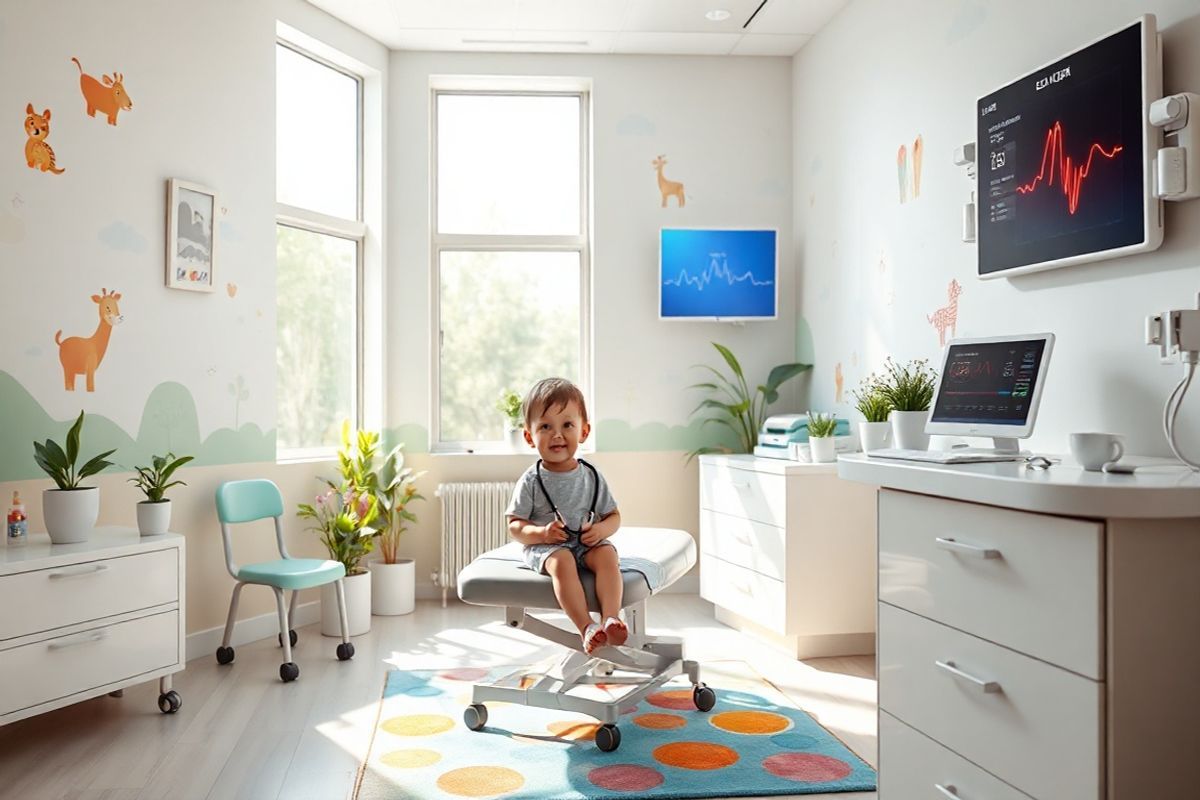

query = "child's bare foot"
(603, 616), (628, 647)
(583, 622), (607, 654)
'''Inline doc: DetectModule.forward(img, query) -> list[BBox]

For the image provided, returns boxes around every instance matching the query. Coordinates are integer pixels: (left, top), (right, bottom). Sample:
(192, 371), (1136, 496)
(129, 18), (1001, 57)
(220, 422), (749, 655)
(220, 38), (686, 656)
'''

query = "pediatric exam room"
(1, 0), (1199, 798)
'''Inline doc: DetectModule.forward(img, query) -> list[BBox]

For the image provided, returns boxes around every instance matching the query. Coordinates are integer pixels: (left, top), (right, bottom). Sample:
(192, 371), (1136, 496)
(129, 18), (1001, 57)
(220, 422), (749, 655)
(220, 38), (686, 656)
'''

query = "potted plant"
(879, 358), (938, 451)
(806, 411), (839, 463)
(33, 410), (116, 544)
(687, 343), (811, 460)
(852, 379), (894, 452)
(496, 389), (524, 450)
(370, 442), (425, 616)
(127, 452), (193, 536)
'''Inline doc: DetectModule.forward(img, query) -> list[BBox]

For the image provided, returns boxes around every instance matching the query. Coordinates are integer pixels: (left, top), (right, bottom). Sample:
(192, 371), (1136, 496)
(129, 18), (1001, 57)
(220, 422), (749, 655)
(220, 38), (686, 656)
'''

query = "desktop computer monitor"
(925, 334), (1055, 449)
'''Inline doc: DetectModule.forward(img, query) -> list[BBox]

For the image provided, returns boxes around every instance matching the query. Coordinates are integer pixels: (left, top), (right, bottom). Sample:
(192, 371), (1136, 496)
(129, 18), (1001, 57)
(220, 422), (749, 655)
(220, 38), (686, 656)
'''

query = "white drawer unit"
(839, 455), (1200, 799)
(0, 527), (186, 725)
(698, 454), (876, 658)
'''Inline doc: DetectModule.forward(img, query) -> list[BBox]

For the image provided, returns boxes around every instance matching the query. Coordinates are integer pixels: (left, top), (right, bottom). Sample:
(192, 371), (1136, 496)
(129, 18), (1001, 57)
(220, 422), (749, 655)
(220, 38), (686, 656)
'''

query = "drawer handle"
(730, 481), (752, 491)
(47, 630), (108, 651)
(48, 564), (110, 580)
(935, 659), (1002, 694)
(934, 784), (960, 799)
(935, 537), (1001, 559)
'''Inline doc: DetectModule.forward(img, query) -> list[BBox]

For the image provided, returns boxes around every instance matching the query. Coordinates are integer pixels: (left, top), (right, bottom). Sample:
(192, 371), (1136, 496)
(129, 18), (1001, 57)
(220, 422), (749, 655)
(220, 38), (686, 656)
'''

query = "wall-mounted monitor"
(976, 15), (1163, 279)
(659, 228), (777, 320)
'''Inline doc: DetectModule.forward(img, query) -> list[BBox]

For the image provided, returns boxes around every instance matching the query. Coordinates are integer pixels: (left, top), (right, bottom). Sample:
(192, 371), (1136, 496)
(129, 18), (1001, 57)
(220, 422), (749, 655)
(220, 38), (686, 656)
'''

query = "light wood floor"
(0, 595), (877, 800)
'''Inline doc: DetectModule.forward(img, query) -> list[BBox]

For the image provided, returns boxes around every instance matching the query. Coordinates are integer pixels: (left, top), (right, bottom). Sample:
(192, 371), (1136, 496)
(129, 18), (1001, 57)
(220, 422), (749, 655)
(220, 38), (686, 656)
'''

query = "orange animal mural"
(56, 288), (124, 392)
(71, 57), (133, 125)
(835, 362), (845, 403)
(912, 134), (924, 197)
(652, 154), (685, 208)
(23, 104), (64, 174)
(927, 279), (963, 346)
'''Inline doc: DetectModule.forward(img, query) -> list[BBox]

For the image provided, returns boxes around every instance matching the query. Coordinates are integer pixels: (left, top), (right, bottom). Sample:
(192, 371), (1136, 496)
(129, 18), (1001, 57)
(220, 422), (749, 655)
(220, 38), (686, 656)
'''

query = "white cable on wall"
(1163, 360), (1200, 471)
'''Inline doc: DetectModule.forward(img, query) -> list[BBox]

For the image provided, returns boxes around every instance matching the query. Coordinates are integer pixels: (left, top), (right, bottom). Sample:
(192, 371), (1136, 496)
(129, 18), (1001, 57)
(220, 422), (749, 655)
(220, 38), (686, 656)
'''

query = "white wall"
(794, 0), (1200, 456)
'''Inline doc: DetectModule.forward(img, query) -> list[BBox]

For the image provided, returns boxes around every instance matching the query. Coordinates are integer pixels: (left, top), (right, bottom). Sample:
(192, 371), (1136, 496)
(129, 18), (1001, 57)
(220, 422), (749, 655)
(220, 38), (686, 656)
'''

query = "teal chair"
(214, 479), (354, 682)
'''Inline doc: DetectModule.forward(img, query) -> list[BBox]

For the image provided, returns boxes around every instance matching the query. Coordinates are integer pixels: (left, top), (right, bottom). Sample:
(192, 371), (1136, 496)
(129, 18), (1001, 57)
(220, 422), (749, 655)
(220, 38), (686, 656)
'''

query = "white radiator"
(434, 482), (516, 606)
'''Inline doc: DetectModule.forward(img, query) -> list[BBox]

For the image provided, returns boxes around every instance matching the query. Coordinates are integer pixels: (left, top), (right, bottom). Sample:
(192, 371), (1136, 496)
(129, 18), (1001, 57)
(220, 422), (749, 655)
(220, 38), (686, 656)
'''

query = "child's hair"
(522, 378), (588, 429)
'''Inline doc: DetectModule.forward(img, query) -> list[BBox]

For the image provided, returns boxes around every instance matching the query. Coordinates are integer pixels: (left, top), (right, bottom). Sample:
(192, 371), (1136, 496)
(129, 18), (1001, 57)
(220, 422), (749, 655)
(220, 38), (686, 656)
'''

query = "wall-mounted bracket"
(953, 143), (977, 242)
(1150, 92), (1200, 201)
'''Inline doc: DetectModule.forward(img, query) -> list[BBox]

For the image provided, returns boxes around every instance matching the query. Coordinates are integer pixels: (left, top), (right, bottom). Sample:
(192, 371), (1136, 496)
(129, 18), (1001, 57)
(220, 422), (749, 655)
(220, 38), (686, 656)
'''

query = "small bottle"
(7, 491), (28, 545)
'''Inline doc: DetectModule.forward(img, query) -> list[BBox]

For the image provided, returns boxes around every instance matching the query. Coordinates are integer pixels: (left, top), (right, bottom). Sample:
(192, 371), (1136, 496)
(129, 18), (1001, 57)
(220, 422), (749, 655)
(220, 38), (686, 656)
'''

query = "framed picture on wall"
(166, 178), (217, 292)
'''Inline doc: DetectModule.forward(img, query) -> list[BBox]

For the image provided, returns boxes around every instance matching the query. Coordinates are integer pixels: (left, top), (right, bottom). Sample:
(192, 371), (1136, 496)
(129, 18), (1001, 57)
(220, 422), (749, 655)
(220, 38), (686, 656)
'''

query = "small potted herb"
(128, 452), (193, 536)
(32, 410), (116, 544)
(852, 378), (894, 452)
(496, 388), (524, 450)
(878, 358), (938, 451)
(806, 411), (839, 463)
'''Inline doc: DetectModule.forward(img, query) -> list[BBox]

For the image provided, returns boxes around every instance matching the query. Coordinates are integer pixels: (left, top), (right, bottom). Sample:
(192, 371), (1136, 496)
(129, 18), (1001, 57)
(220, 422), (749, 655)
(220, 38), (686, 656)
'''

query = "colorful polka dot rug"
(354, 663), (876, 798)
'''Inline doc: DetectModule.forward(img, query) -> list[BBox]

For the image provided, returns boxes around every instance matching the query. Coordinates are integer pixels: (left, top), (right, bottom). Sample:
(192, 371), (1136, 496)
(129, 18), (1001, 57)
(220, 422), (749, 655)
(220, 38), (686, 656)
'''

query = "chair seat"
(237, 558), (346, 590)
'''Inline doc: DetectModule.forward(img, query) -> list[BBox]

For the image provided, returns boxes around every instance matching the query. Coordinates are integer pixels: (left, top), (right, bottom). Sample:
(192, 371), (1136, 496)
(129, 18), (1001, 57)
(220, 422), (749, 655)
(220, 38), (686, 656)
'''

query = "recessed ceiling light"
(705, 9), (732, 22)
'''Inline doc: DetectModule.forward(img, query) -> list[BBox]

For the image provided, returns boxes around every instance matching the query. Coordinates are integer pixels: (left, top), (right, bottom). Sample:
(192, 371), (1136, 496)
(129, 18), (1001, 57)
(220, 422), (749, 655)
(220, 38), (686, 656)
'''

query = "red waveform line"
(1015, 121), (1122, 215)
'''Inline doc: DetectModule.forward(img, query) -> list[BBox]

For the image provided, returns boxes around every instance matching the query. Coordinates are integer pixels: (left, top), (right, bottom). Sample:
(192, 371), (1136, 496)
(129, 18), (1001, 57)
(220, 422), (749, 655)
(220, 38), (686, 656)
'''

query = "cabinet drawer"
(879, 604), (1101, 800)
(879, 490), (1103, 678)
(0, 610), (178, 716)
(699, 509), (785, 581)
(699, 554), (785, 633)
(0, 549), (179, 641)
(880, 713), (1035, 800)
(699, 463), (787, 528)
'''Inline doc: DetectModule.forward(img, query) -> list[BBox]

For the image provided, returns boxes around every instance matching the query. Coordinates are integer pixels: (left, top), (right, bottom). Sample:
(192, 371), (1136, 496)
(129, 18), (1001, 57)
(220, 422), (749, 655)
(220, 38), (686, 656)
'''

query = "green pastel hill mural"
(0, 370), (273, 482)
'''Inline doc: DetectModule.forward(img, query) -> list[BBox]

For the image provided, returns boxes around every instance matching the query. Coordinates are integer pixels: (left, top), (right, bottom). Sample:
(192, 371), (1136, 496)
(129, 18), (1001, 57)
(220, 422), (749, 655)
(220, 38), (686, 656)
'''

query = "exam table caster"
(464, 703), (488, 731)
(693, 682), (716, 712)
(595, 724), (621, 752)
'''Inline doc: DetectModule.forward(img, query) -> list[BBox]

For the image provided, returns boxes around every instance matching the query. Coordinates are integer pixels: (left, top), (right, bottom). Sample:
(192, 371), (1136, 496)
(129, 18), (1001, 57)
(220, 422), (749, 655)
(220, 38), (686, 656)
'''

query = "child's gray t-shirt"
(505, 460), (617, 531)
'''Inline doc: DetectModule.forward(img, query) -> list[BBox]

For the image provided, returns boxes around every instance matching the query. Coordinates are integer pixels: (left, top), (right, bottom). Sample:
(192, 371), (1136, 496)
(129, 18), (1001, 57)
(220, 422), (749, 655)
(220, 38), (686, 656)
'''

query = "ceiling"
(304, 0), (849, 56)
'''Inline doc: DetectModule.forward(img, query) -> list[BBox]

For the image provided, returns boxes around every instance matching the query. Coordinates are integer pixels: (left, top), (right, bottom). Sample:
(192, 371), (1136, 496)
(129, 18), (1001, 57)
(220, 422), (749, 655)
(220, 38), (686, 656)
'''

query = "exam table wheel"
(279, 629), (298, 648)
(693, 683), (716, 712)
(595, 724), (621, 752)
(464, 703), (488, 731)
(157, 690), (182, 714)
(336, 642), (355, 661)
(216, 646), (235, 665)
(280, 662), (300, 682)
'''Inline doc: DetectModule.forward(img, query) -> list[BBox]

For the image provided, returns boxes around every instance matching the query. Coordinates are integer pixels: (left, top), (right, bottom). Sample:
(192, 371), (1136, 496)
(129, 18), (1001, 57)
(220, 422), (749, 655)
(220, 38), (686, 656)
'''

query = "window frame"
(430, 87), (592, 453)
(274, 38), (366, 462)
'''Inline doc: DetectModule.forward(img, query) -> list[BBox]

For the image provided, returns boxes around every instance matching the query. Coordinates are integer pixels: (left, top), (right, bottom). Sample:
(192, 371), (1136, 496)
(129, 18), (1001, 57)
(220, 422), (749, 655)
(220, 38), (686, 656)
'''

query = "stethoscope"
(535, 458), (599, 542)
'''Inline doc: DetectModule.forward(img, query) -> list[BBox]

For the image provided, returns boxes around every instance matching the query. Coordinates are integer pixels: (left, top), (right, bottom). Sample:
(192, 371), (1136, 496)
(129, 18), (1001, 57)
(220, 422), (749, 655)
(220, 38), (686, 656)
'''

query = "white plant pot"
(370, 559), (415, 616)
(43, 487), (98, 544)
(858, 421), (892, 453)
(809, 436), (838, 463)
(321, 570), (372, 637)
(506, 428), (525, 451)
(136, 500), (172, 536)
(891, 410), (931, 451)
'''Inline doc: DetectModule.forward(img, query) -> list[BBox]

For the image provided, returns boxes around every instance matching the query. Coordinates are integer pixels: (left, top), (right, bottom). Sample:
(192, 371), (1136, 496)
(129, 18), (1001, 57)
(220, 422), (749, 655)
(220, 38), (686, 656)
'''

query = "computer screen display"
(659, 228), (777, 320)
(930, 339), (1049, 426)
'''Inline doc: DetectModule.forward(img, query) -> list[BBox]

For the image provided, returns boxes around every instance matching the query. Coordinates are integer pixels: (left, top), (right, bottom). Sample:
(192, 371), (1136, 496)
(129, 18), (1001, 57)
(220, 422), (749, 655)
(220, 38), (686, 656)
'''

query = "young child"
(505, 377), (625, 654)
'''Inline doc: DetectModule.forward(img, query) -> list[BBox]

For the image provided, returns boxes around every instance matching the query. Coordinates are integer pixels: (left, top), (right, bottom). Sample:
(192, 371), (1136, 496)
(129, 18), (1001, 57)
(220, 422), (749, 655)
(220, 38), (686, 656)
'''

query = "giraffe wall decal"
(652, 154), (685, 208)
(927, 279), (963, 346)
(56, 288), (125, 392)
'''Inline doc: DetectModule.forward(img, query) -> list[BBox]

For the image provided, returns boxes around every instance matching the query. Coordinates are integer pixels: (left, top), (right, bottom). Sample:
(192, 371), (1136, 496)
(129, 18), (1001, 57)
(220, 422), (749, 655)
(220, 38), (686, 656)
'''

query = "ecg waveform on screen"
(663, 252), (774, 292)
(948, 360), (995, 382)
(1015, 121), (1123, 215)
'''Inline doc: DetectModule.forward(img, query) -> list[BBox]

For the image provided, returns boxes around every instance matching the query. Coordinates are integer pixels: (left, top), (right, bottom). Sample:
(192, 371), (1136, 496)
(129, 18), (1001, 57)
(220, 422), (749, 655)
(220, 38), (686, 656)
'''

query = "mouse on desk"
(1102, 462), (1137, 474)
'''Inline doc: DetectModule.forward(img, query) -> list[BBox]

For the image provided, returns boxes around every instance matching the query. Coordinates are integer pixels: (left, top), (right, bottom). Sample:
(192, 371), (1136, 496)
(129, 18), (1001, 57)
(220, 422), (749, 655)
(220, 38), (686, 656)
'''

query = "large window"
(275, 41), (364, 458)
(433, 89), (591, 448)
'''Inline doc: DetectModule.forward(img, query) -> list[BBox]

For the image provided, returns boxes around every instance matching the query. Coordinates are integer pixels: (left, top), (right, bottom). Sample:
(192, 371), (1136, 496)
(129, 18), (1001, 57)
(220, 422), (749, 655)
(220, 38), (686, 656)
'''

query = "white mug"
(1069, 432), (1125, 471)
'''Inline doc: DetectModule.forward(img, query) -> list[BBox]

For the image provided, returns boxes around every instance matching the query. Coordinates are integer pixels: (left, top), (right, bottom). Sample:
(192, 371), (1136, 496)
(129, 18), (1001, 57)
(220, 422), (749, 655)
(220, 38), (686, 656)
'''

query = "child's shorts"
(523, 540), (616, 575)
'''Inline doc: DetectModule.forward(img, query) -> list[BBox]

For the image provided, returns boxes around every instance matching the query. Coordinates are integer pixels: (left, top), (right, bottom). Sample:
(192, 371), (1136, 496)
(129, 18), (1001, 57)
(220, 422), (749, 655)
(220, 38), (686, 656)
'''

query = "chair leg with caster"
(216, 582), (244, 666)
(273, 586), (299, 682)
(279, 589), (299, 647)
(334, 578), (354, 661)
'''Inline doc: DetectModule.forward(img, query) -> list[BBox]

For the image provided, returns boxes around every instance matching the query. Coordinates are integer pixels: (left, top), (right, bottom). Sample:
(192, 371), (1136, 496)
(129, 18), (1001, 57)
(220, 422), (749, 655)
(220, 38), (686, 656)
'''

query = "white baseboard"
(185, 601), (320, 663)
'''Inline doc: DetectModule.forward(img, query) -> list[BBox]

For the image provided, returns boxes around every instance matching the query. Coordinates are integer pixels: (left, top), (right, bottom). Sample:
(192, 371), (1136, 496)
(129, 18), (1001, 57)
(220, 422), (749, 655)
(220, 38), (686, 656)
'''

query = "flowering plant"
(297, 487), (379, 576)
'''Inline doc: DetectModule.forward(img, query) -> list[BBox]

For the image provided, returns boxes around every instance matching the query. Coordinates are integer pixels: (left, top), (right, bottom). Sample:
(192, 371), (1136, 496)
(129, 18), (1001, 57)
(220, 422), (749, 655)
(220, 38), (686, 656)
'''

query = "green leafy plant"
(375, 443), (425, 565)
(878, 358), (938, 412)
(495, 389), (523, 431)
(851, 379), (893, 423)
(128, 452), (194, 503)
(806, 411), (838, 438)
(33, 411), (116, 490)
(687, 343), (811, 460)
(297, 487), (379, 576)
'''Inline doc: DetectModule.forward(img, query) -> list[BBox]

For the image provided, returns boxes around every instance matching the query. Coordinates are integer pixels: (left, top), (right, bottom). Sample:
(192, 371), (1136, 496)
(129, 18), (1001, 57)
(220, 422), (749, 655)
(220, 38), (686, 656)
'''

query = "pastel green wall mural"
(0, 370), (273, 482)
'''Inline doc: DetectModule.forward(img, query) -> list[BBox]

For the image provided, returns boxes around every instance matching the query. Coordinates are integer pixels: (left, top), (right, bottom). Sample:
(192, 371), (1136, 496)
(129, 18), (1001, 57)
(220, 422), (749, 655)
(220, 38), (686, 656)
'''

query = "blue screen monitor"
(659, 228), (777, 320)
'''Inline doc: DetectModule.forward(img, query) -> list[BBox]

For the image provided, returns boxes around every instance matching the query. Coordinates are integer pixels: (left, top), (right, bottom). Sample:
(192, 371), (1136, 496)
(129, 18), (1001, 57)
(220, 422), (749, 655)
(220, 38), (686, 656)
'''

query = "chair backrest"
(215, 479), (288, 578)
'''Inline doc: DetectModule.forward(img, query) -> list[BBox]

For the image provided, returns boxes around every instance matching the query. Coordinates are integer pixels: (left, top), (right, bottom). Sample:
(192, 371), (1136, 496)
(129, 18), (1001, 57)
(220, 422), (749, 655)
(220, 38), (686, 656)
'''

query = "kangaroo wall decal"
(927, 279), (963, 346)
(652, 154), (685, 208)
(56, 288), (124, 392)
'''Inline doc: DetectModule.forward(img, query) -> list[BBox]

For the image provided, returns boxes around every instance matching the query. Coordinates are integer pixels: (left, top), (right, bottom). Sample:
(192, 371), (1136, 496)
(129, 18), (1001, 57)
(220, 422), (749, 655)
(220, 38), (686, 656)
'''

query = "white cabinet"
(840, 454), (1200, 799)
(698, 454), (876, 658)
(0, 527), (185, 724)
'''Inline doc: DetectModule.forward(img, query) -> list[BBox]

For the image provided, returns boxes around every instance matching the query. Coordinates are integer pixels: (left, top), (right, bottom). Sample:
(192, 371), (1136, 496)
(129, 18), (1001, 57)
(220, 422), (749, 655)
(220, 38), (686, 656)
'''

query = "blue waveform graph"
(659, 228), (777, 319)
